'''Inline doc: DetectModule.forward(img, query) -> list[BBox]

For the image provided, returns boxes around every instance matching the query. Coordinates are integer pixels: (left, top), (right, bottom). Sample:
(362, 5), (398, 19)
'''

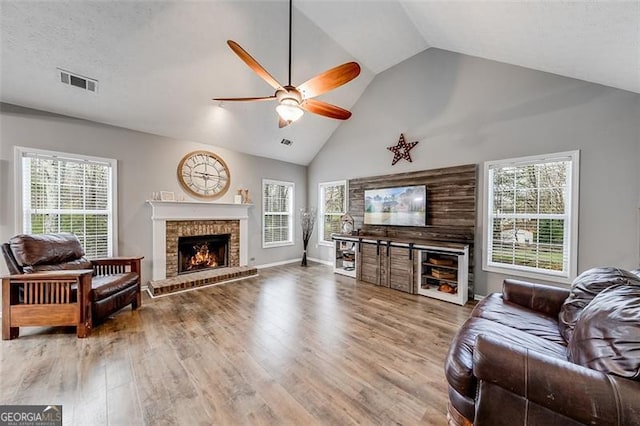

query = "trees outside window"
(319, 181), (346, 245)
(484, 151), (579, 281)
(17, 147), (117, 257)
(262, 179), (294, 247)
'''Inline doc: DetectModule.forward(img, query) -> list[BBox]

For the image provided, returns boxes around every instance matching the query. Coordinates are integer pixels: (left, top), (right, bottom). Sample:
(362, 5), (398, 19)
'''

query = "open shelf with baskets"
(417, 247), (468, 305)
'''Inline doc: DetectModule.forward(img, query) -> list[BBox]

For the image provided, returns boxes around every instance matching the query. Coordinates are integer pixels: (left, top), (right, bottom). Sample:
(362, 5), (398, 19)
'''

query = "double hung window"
(318, 181), (347, 245)
(483, 151), (579, 281)
(17, 147), (117, 257)
(262, 179), (294, 247)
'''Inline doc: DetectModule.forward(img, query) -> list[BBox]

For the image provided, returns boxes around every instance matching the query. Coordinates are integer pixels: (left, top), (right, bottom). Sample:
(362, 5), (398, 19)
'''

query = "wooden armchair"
(2, 233), (142, 340)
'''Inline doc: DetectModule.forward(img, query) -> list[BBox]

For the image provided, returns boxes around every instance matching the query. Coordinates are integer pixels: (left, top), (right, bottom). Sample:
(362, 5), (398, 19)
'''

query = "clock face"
(177, 151), (230, 199)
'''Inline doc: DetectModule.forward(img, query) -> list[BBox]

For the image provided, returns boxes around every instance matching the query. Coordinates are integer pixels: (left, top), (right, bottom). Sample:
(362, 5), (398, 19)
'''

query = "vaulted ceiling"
(1, 1), (638, 165)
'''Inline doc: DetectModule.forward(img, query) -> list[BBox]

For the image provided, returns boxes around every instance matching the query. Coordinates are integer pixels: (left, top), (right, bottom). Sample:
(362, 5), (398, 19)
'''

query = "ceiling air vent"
(280, 138), (293, 146)
(58, 69), (98, 93)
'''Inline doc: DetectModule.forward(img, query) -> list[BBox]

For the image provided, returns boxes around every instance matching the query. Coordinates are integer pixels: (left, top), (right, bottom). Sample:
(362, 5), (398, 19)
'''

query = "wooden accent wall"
(348, 164), (477, 293)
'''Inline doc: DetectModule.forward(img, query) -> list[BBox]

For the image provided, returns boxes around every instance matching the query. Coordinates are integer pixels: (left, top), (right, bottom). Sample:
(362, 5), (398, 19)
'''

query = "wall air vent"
(280, 138), (293, 146)
(58, 69), (98, 93)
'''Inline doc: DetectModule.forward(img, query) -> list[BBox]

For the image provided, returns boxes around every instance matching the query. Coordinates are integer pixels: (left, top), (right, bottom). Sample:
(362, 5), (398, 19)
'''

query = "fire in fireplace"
(177, 234), (229, 274)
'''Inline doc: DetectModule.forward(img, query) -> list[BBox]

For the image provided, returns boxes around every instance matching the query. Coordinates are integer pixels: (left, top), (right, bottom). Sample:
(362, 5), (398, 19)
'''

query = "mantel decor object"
(160, 191), (175, 201)
(387, 133), (419, 165)
(300, 208), (317, 266)
(341, 213), (355, 234)
(238, 188), (251, 204)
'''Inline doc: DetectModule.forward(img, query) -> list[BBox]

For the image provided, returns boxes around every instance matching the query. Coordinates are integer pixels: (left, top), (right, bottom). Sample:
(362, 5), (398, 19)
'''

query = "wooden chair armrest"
(5, 269), (94, 281)
(91, 256), (143, 265)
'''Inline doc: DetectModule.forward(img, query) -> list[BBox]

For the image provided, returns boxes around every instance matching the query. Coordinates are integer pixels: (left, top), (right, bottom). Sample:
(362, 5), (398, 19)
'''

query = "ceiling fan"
(213, 0), (361, 128)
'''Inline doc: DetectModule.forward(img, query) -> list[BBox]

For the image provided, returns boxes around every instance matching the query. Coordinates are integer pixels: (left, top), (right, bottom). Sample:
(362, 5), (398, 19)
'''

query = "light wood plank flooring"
(0, 262), (474, 425)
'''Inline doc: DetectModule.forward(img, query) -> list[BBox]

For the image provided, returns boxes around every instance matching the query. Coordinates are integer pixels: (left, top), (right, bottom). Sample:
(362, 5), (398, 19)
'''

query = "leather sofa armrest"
(473, 334), (640, 425)
(502, 279), (570, 317)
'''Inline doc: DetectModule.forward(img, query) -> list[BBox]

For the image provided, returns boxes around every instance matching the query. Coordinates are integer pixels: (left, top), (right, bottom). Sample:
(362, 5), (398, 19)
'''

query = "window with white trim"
(483, 151), (579, 281)
(17, 147), (117, 257)
(262, 179), (294, 247)
(318, 180), (346, 245)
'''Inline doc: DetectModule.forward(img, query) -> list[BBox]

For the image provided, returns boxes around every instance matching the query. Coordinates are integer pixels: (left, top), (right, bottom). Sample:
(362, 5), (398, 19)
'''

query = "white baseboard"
(255, 258), (301, 269)
(254, 257), (333, 269)
(474, 294), (485, 301)
(307, 257), (333, 266)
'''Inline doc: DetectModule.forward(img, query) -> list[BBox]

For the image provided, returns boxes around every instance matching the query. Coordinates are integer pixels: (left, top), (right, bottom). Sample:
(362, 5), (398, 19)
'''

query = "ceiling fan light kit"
(213, 0), (360, 128)
(276, 100), (304, 123)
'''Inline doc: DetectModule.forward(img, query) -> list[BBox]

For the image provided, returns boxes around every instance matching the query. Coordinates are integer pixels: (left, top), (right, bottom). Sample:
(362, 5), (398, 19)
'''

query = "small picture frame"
(160, 191), (175, 201)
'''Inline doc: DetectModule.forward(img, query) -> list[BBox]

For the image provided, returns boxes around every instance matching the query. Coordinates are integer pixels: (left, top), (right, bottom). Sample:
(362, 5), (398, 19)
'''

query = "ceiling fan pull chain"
(288, 0), (292, 87)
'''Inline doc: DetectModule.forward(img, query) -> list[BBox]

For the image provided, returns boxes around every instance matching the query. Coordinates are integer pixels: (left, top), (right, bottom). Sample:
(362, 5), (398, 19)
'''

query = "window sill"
(263, 242), (295, 249)
(483, 264), (573, 285)
(318, 241), (333, 247)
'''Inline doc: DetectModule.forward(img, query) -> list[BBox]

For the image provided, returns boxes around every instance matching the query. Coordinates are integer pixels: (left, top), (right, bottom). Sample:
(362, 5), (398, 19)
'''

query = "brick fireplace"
(148, 200), (251, 281)
(166, 221), (238, 278)
(177, 233), (230, 275)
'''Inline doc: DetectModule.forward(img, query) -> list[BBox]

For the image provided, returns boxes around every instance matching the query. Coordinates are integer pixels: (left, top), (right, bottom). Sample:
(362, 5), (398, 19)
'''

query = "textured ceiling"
(1, 1), (638, 165)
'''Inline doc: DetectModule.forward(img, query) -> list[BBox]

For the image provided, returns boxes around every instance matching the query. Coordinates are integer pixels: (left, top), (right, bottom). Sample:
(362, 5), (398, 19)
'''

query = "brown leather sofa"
(445, 267), (640, 426)
(2, 233), (142, 339)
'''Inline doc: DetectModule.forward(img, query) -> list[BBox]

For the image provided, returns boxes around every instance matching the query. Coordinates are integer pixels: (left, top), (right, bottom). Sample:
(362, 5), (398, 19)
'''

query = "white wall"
(308, 48), (640, 296)
(0, 103), (307, 281)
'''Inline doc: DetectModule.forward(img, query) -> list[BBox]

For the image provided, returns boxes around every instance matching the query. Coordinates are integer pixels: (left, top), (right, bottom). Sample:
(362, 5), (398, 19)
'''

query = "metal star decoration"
(387, 133), (419, 165)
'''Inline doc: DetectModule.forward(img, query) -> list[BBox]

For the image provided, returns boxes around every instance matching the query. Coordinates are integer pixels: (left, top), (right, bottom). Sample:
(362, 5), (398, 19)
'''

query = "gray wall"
(0, 103), (307, 281)
(308, 48), (640, 296)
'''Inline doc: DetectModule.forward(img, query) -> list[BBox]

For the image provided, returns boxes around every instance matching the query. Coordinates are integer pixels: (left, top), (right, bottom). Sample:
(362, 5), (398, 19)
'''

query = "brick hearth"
(148, 265), (258, 297)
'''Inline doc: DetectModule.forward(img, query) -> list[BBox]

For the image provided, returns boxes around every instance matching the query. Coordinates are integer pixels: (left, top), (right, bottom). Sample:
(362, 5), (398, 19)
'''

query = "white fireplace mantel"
(147, 200), (252, 281)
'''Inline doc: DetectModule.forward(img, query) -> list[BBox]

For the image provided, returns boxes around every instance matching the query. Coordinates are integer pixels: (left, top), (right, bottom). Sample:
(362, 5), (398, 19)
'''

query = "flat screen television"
(364, 185), (427, 226)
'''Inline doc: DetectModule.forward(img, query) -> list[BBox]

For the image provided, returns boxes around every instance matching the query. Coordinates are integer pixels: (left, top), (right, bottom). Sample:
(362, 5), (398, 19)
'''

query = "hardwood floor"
(0, 262), (474, 425)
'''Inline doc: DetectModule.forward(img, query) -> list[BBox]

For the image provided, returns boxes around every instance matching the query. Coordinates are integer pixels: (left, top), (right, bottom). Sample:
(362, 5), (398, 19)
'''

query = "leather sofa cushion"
(10, 233), (84, 266)
(24, 256), (93, 273)
(472, 293), (566, 346)
(445, 317), (567, 398)
(91, 273), (139, 301)
(558, 267), (640, 342)
(568, 285), (640, 380)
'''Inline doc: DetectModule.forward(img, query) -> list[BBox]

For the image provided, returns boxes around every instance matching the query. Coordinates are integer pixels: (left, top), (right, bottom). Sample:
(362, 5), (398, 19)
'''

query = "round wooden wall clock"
(177, 150), (230, 199)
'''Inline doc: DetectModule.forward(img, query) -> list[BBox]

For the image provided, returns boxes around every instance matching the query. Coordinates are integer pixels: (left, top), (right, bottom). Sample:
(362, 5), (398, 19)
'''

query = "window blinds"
(22, 151), (113, 257)
(487, 155), (573, 276)
(263, 180), (293, 246)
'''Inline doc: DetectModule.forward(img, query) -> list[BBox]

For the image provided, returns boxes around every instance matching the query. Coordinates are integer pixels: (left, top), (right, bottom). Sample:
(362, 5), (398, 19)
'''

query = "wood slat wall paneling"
(360, 243), (380, 285)
(348, 164), (477, 296)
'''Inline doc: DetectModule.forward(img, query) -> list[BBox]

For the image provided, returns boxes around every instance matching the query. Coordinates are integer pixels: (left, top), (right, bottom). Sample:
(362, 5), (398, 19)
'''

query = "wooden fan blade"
(298, 62), (361, 99)
(227, 40), (283, 90)
(302, 99), (352, 120)
(278, 117), (291, 128)
(212, 96), (276, 102)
